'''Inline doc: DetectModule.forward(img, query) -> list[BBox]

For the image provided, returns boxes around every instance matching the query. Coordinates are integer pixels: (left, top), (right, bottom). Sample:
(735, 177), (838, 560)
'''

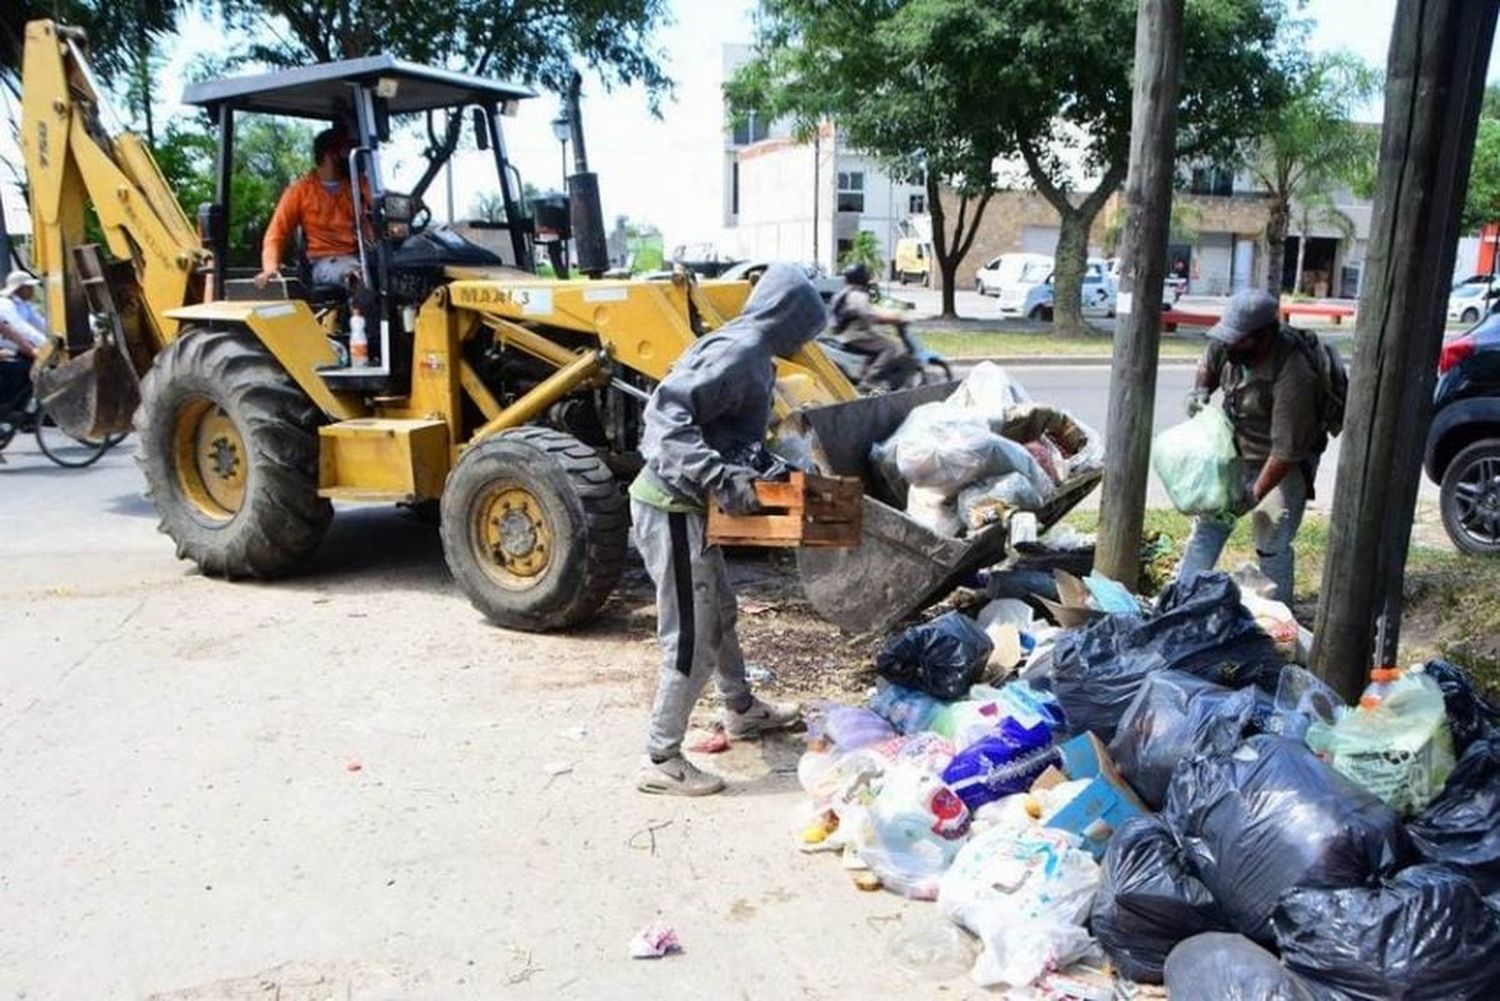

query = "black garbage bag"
(1408, 735), (1500, 894)
(875, 611), (993, 701)
(1090, 814), (1234, 983)
(1051, 572), (1282, 742)
(1165, 735), (1411, 946)
(1421, 659), (1500, 753)
(1274, 865), (1500, 1001)
(1164, 933), (1316, 1001)
(1108, 670), (1257, 809)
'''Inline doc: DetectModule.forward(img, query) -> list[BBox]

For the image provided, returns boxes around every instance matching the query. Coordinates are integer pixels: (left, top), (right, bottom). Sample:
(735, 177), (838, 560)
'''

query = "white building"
(718, 45), (927, 275)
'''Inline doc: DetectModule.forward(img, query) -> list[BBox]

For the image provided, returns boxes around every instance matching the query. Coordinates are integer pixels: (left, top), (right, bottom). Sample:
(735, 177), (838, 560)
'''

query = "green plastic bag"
(1306, 670), (1456, 817)
(1152, 406), (1238, 516)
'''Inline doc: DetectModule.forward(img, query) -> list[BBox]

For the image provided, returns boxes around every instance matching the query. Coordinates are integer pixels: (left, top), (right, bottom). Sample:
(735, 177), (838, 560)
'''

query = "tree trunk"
(1052, 209), (1091, 336)
(926, 175), (994, 320)
(1094, 0), (1185, 590)
(1293, 218), (1309, 295)
(928, 176), (956, 318)
(1265, 198), (1290, 294)
(1311, 0), (1497, 697)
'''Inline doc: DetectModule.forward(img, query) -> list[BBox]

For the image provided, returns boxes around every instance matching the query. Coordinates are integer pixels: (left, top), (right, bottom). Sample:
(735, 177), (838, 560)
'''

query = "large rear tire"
(440, 426), (628, 631)
(135, 326), (331, 577)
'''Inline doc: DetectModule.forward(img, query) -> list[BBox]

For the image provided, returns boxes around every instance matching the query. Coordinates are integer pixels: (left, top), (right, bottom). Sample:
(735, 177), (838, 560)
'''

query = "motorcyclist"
(829, 263), (906, 390)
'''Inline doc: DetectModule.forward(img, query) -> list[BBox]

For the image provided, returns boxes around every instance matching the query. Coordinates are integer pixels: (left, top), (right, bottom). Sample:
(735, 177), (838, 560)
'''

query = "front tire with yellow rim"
(135, 326), (331, 577)
(440, 426), (628, 631)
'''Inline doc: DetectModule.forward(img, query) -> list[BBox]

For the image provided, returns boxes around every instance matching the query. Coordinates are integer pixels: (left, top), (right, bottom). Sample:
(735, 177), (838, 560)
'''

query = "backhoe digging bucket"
(786, 384), (1101, 635)
(32, 338), (142, 440)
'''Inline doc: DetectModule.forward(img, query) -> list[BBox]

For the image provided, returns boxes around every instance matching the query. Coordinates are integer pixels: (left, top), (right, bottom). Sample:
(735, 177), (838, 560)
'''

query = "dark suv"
(1426, 315), (1500, 554)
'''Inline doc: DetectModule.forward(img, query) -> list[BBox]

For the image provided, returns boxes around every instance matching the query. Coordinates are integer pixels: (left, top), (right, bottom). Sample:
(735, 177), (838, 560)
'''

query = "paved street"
(0, 361), (1442, 997)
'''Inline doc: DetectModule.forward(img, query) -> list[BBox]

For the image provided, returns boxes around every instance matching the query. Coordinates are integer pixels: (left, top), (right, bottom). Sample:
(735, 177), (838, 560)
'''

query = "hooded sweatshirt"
(632, 263), (828, 509)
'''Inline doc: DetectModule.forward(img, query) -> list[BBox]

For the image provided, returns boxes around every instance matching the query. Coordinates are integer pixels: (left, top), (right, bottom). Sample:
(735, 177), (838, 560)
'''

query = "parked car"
(999, 258), (1117, 320)
(717, 260), (847, 301)
(1446, 277), (1500, 325)
(994, 256), (1060, 318)
(894, 238), (932, 286)
(1425, 316), (1500, 554)
(1106, 257), (1181, 311)
(975, 252), (1049, 298)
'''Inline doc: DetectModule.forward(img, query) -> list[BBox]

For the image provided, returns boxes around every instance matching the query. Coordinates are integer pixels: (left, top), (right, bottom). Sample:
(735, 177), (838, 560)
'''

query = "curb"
(952, 355), (1201, 368)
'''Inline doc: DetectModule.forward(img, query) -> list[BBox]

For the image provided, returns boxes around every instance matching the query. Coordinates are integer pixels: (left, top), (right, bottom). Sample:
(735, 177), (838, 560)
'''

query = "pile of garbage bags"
(793, 569), (1500, 997)
(870, 362), (1103, 536)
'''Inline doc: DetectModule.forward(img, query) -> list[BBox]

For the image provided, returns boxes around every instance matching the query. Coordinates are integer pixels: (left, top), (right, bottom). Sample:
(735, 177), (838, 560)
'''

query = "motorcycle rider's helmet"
(842, 263), (871, 287)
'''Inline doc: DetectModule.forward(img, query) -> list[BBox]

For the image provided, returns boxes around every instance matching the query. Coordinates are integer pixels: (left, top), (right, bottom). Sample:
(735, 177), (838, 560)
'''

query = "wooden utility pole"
(1312, 0), (1498, 698)
(1095, 0), (1186, 588)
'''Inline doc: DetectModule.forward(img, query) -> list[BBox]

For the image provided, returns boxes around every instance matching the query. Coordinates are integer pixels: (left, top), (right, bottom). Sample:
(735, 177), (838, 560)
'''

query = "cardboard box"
(1033, 732), (1148, 860)
(1035, 570), (1108, 628)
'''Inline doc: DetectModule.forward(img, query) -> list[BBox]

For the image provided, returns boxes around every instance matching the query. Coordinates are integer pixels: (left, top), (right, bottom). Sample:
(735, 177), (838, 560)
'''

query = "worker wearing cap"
(0, 269), (48, 409)
(255, 128), (364, 289)
(1177, 288), (1328, 602)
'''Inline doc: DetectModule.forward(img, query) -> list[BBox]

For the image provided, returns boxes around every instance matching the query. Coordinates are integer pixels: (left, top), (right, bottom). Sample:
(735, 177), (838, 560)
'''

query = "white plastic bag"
(854, 763), (971, 899)
(949, 361), (1031, 422)
(957, 472), (1049, 530)
(906, 485), (964, 536)
(1152, 405), (1239, 515)
(937, 823), (1102, 988)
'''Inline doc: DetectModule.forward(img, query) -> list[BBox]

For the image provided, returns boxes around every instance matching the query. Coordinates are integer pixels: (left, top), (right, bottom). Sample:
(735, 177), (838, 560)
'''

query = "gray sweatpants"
(632, 499), (753, 760)
(1178, 458), (1312, 603)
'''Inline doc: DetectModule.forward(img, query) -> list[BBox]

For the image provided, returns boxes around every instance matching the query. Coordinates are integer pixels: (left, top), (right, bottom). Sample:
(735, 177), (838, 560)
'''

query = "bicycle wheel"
(34, 406), (119, 468)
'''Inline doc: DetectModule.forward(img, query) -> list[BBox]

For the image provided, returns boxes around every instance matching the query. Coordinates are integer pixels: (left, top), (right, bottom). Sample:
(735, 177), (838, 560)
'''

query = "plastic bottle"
(349, 309), (369, 368)
(1359, 666), (1403, 710)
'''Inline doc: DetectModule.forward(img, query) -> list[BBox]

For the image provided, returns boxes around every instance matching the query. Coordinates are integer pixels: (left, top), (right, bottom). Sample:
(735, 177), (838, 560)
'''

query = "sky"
(5, 0), (1500, 248)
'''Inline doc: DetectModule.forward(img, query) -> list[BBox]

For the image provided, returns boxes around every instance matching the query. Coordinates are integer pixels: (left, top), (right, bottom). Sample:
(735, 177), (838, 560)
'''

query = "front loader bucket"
(32, 339), (142, 440)
(787, 384), (1101, 635)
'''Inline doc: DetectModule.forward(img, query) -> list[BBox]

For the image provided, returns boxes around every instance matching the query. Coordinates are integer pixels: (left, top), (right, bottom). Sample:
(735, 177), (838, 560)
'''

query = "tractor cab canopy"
(183, 56), (539, 297)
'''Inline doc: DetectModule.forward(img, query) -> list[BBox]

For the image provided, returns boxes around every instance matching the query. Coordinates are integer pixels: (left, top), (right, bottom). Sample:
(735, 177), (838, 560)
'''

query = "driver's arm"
(256, 182), (305, 285)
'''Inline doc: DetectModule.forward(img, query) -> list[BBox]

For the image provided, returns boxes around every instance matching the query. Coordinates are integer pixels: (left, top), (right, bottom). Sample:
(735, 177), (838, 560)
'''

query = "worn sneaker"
(634, 755), (726, 797)
(724, 697), (803, 739)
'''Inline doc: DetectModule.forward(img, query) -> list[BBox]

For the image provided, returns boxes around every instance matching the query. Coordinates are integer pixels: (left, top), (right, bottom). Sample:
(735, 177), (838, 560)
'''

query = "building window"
(837, 171), (865, 213)
(836, 238), (853, 258)
(908, 192), (926, 215)
(1188, 166), (1234, 196)
(731, 162), (739, 216)
(731, 112), (769, 147)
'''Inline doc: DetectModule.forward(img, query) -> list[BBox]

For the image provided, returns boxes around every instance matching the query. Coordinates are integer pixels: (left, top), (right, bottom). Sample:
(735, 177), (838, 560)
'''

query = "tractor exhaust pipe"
(563, 72), (609, 279)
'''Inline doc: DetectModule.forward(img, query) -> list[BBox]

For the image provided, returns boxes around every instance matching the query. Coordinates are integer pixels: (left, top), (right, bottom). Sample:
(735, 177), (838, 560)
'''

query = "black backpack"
(1287, 327), (1349, 437)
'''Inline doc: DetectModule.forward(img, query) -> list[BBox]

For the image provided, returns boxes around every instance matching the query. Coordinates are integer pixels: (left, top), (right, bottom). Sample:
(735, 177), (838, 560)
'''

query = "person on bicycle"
(0, 270), (46, 407)
(829, 263), (905, 390)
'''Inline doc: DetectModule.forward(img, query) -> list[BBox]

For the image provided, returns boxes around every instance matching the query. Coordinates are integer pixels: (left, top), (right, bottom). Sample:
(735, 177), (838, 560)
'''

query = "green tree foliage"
(214, 1), (672, 108)
(839, 230), (883, 276)
(1245, 52), (1379, 294)
(154, 114), (315, 264)
(1462, 86), (1500, 233)
(730, 0), (1289, 328)
(2, 1), (185, 143)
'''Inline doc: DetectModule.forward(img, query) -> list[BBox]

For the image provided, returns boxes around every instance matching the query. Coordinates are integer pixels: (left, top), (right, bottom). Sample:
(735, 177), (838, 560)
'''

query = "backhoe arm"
(19, 19), (206, 352)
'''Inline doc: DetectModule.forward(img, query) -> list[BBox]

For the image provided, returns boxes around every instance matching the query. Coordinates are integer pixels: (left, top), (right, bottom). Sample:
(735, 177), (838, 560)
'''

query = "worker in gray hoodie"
(629, 263), (826, 795)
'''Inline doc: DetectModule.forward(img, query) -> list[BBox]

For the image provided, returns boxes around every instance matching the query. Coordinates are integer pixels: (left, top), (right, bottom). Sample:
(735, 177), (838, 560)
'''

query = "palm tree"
(1247, 53), (1378, 295)
(838, 229), (883, 277)
(1287, 192), (1356, 297)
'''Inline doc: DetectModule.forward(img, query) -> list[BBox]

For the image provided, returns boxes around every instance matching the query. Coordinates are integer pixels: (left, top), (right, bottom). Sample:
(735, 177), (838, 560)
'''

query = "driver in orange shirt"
(254, 128), (365, 288)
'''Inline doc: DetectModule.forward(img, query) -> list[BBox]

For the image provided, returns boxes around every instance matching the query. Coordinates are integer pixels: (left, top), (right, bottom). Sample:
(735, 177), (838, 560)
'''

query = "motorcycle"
(816, 320), (954, 392)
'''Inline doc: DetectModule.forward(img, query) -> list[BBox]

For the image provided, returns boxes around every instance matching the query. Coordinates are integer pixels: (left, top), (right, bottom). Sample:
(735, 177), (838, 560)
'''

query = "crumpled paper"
(628, 921), (681, 959)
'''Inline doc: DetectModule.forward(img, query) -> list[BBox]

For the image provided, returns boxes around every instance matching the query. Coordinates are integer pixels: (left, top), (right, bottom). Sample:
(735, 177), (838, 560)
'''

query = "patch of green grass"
(920, 329), (1206, 359)
(1062, 509), (1500, 692)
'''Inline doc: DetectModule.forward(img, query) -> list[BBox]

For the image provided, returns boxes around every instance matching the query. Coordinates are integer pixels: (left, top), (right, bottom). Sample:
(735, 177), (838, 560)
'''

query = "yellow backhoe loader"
(17, 20), (1101, 638)
(16, 18), (859, 630)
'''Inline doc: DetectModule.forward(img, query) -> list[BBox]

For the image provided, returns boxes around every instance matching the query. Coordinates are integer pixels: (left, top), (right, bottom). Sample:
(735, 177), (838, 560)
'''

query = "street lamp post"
(551, 112), (571, 189)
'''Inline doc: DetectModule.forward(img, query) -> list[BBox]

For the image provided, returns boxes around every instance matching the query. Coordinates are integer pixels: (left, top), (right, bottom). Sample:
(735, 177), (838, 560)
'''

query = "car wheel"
(1462, 307), (1480, 324)
(1440, 438), (1500, 555)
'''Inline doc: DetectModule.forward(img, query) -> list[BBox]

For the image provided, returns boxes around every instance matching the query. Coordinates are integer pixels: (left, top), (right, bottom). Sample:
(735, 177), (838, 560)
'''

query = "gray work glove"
(1186, 389), (1211, 418)
(715, 468), (763, 516)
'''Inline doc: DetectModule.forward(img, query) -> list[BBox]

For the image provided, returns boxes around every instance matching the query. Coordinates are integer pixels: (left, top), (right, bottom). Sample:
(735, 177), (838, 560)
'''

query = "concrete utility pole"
(1312, 0), (1498, 698)
(1095, 0), (1186, 589)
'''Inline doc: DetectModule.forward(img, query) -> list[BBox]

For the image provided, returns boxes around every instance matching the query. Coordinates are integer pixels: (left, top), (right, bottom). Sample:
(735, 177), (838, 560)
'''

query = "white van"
(976, 252), (1050, 297)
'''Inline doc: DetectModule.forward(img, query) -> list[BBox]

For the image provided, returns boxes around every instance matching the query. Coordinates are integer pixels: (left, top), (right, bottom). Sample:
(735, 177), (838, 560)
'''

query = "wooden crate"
(706, 471), (863, 548)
